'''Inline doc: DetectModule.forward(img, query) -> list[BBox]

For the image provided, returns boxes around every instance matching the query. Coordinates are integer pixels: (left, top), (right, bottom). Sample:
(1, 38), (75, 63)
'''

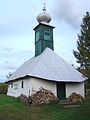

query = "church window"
(36, 31), (40, 42)
(8, 83), (13, 88)
(11, 83), (13, 88)
(44, 31), (50, 40)
(22, 81), (24, 88)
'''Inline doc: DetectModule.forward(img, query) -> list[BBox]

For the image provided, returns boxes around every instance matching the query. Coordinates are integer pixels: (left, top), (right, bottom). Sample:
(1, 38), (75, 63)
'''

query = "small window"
(36, 31), (40, 42)
(44, 31), (50, 40)
(11, 83), (13, 88)
(45, 32), (50, 36)
(8, 83), (13, 88)
(22, 81), (24, 88)
(9, 83), (13, 88)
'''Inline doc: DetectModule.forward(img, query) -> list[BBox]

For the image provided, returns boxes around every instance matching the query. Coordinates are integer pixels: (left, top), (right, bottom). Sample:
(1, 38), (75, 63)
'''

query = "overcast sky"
(0, 0), (90, 82)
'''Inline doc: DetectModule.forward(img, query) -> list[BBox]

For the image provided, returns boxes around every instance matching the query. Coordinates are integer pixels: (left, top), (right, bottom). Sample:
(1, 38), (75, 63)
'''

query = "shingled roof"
(7, 48), (85, 82)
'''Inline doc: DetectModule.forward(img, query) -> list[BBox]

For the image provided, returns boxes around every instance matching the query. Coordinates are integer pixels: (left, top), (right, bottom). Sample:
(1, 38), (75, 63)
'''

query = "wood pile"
(18, 94), (28, 104)
(18, 88), (59, 105)
(67, 92), (84, 103)
(30, 87), (59, 105)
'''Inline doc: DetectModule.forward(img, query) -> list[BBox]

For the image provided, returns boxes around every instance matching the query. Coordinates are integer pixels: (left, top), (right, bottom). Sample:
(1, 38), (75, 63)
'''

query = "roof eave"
(33, 22), (55, 30)
(5, 75), (85, 83)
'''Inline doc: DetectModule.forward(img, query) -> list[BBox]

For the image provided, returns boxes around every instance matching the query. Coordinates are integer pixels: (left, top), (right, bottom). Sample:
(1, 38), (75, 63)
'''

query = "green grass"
(0, 94), (90, 120)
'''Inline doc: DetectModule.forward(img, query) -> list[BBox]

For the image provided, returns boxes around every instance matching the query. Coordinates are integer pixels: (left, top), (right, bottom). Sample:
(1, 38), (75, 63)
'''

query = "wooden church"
(6, 6), (85, 100)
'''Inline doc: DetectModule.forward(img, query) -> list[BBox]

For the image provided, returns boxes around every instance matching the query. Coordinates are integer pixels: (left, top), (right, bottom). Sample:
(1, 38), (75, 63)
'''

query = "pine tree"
(73, 12), (90, 81)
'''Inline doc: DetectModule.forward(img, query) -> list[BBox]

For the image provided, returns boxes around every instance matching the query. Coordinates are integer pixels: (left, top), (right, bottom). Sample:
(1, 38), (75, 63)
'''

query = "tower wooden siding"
(34, 23), (54, 57)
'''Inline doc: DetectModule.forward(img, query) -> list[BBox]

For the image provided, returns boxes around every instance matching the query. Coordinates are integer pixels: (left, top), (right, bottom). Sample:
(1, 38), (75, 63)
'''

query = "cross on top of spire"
(42, 1), (46, 11)
(36, 0), (51, 23)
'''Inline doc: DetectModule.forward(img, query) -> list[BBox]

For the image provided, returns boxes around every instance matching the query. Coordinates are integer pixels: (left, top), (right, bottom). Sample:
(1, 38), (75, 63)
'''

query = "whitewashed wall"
(66, 82), (84, 98)
(7, 77), (84, 98)
(7, 77), (57, 97)
(31, 78), (57, 96)
(7, 77), (32, 97)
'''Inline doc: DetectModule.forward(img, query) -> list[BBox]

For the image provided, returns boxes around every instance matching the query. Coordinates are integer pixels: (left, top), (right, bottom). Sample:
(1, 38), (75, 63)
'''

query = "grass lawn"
(0, 94), (90, 120)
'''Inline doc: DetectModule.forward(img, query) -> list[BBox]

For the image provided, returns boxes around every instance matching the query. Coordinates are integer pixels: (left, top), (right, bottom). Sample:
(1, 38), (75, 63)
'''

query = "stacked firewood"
(31, 87), (59, 105)
(18, 87), (59, 105)
(67, 92), (84, 103)
(18, 94), (28, 104)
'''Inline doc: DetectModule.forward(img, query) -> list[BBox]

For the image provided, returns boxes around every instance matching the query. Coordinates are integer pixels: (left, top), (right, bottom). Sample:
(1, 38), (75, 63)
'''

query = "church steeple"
(33, 5), (55, 57)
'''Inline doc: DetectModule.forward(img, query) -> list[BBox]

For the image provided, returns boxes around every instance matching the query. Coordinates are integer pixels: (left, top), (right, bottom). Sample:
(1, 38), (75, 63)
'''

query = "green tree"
(73, 12), (90, 81)
(0, 83), (8, 94)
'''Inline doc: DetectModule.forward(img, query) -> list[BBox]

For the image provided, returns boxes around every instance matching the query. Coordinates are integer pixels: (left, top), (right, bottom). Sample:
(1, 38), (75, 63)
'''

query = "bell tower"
(33, 5), (55, 57)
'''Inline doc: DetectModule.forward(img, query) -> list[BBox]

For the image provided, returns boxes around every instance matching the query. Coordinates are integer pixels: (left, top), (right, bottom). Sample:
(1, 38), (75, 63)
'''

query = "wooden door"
(57, 82), (66, 100)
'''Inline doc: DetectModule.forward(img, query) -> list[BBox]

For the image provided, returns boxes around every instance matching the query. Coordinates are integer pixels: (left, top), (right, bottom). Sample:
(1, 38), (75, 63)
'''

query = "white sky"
(0, 0), (90, 82)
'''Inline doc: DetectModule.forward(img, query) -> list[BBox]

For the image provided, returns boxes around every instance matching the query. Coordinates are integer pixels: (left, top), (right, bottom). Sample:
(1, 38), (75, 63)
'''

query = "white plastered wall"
(7, 77), (57, 97)
(66, 82), (84, 98)
(7, 77), (32, 97)
(7, 77), (84, 98)
(30, 78), (57, 96)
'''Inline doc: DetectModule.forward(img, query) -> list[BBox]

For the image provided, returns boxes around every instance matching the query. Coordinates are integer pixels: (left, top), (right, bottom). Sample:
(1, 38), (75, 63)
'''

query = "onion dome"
(37, 6), (51, 23)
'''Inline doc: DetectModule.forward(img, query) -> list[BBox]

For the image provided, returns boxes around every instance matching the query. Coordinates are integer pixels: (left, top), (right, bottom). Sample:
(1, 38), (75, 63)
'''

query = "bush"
(0, 83), (8, 94)
(85, 80), (90, 90)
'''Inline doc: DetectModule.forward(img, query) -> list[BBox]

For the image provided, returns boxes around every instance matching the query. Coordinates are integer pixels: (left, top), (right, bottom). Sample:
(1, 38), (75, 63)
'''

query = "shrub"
(85, 79), (90, 90)
(0, 83), (8, 94)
